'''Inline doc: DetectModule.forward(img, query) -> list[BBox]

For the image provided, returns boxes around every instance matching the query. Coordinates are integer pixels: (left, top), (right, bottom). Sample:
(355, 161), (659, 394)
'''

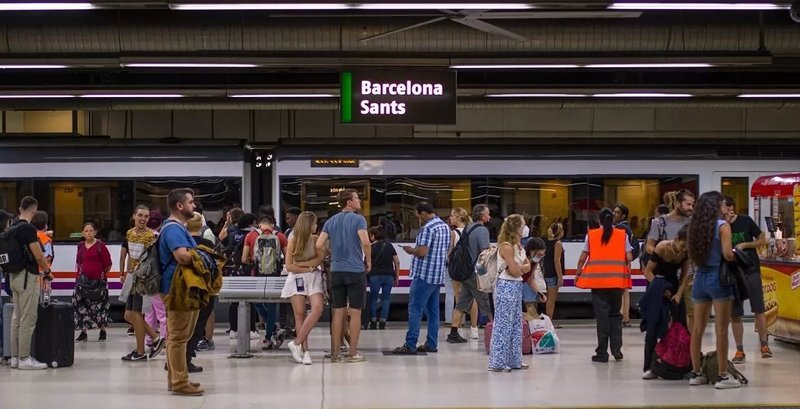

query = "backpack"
(0, 223), (31, 274)
(222, 229), (251, 277)
(448, 225), (480, 282)
(640, 216), (667, 267)
(253, 229), (282, 276)
(650, 322), (692, 380)
(701, 351), (748, 385)
(475, 245), (499, 293)
(130, 222), (182, 297)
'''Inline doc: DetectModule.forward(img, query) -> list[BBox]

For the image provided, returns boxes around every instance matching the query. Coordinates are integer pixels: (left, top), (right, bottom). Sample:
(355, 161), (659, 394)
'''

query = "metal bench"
(218, 276), (288, 358)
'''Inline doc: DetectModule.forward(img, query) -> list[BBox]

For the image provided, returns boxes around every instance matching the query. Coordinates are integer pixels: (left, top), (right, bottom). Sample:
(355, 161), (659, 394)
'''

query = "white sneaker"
(689, 372), (709, 386)
(302, 351), (312, 365)
(9, 357), (19, 369)
(18, 357), (48, 370)
(642, 370), (658, 380)
(250, 331), (260, 340)
(229, 331), (237, 340)
(287, 341), (303, 364)
(470, 327), (479, 340)
(715, 375), (742, 389)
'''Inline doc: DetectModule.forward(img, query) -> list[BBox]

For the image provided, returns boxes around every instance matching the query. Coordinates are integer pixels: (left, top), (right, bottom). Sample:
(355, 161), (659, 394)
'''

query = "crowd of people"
(0, 186), (776, 394)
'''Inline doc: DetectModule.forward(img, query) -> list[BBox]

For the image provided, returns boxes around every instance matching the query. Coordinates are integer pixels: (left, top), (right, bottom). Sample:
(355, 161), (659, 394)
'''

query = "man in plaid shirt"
(393, 202), (451, 355)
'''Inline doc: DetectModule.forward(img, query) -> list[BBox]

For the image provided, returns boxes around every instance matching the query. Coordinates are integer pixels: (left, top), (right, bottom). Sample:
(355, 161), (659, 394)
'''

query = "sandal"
(513, 363), (530, 370)
(346, 354), (367, 363)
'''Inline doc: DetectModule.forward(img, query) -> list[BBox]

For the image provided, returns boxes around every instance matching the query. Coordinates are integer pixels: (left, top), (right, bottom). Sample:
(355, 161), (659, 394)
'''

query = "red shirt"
(76, 241), (112, 280)
(244, 228), (288, 263)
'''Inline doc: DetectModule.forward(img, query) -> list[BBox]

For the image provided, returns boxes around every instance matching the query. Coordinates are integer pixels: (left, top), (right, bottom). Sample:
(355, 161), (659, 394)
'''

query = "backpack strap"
(728, 361), (749, 384)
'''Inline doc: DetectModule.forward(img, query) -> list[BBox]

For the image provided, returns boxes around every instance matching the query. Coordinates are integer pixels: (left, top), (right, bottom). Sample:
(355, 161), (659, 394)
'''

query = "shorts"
(455, 276), (492, 315)
(125, 293), (144, 313)
(733, 270), (766, 318)
(544, 276), (559, 289)
(330, 272), (366, 309)
(521, 283), (541, 303)
(281, 270), (326, 299)
(692, 268), (734, 303)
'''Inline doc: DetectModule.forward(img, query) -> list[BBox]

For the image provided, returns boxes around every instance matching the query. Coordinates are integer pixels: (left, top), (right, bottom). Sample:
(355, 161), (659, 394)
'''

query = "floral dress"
(73, 241), (112, 330)
(489, 242), (527, 371)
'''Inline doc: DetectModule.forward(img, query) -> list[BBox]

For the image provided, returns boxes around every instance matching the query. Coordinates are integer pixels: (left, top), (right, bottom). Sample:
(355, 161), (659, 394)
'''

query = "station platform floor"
(1, 322), (798, 409)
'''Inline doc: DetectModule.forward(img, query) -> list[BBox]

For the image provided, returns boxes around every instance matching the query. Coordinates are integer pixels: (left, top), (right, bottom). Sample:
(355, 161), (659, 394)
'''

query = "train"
(2, 141), (798, 313)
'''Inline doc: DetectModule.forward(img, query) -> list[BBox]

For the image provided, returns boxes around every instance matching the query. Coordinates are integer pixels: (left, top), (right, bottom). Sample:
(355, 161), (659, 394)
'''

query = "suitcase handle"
(40, 288), (51, 307)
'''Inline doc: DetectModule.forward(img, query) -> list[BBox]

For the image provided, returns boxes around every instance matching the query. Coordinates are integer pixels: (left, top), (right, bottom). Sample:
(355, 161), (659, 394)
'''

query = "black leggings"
(188, 297), (216, 362)
(228, 302), (257, 332)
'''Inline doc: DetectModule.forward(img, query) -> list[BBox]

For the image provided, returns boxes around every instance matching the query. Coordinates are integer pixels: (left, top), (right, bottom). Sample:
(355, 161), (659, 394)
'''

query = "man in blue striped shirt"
(393, 202), (451, 354)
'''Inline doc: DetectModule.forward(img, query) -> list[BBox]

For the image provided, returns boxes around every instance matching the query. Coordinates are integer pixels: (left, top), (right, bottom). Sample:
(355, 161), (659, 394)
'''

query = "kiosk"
(751, 173), (800, 343)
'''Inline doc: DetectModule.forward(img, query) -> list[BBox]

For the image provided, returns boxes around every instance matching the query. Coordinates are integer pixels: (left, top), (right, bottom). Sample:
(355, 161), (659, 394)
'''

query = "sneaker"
(126, 327), (135, 336)
(196, 339), (215, 352)
(18, 357), (48, 370)
(642, 370), (658, 380)
(121, 351), (147, 362)
(368, 321), (377, 330)
(273, 328), (286, 349)
(187, 362), (203, 373)
(346, 353), (367, 363)
(249, 331), (260, 340)
(613, 352), (624, 361)
(287, 341), (304, 363)
(262, 340), (275, 350)
(715, 375), (742, 389)
(731, 350), (746, 364)
(229, 331), (237, 340)
(470, 327), (479, 340)
(392, 345), (417, 355)
(447, 332), (468, 344)
(622, 320), (632, 328)
(591, 355), (609, 363)
(99, 330), (107, 342)
(76, 331), (87, 342)
(302, 351), (312, 365)
(148, 337), (167, 359)
(9, 357), (19, 369)
(761, 345), (773, 359)
(689, 372), (709, 386)
(378, 321), (387, 330)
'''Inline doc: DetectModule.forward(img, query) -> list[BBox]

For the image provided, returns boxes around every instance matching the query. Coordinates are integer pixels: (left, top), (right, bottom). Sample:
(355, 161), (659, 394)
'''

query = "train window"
(2, 110), (87, 134)
(0, 180), (33, 212)
(46, 181), (127, 242)
(135, 178), (242, 232)
(386, 178), (469, 241)
(721, 177), (749, 216)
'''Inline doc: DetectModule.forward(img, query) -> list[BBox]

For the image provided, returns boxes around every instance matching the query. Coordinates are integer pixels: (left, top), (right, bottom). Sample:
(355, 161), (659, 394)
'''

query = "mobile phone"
(295, 277), (305, 292)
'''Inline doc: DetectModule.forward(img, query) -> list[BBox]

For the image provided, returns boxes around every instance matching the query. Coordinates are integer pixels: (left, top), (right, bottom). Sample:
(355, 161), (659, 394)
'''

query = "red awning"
(750, 173), (800, 197)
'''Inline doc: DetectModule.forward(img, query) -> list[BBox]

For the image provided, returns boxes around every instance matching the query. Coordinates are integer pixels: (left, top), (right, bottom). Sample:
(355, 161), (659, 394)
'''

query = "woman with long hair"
(687, 191), (738, 389)
(575, 208), (632, 362)
(367, 225), (399, 329)
(488, 214), (531, 372)
(542, 222), (565, 327)
(283, 211), (326, 365)
(74, 222), (112, 342)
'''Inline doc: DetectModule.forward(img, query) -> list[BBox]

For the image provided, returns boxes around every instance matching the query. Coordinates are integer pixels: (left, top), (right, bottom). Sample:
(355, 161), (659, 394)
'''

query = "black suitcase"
(31, 300), (74, 368)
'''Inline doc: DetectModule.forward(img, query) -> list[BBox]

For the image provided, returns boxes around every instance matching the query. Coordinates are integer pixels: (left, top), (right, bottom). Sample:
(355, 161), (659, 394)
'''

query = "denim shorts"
(692, 268), (733, 302)
(544, 276), (559, 289)
(521, 283), (539, 303)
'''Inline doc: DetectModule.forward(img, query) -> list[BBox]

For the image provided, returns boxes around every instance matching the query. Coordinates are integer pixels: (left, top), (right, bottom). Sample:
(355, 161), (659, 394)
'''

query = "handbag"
(76, 243), (107, 301)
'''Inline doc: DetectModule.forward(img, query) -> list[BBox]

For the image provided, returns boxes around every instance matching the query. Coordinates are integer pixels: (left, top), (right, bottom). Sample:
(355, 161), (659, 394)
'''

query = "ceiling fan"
(359, 10), (642, 42)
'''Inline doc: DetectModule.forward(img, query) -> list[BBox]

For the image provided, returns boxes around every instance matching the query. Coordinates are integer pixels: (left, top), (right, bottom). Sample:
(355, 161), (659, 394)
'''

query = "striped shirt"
(410, 216), (451, 285)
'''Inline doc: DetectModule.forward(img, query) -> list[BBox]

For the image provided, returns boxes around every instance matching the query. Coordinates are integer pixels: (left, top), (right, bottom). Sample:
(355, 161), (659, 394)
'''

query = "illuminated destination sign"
(311, 158), (360, 168)
(340, 70), (457, 124)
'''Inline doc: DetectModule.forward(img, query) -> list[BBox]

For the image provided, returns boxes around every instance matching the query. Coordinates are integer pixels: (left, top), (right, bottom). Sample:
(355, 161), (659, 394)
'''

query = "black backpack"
(222, 229), (252, 277)
(0, 222), (33, 274)
(448, 225), (480, 282)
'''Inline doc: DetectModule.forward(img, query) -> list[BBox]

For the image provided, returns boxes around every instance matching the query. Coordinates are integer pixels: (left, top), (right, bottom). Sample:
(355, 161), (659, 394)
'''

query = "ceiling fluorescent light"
(0, 64), (68, 69)
(585, 63), (713, 68)
(229, 94), (337, 98)
(738, 94), (800, 98)
(609, 3), (789, 10)
(0, 2), (95, 10)
(358, 3), (535, 10)
(451, 64), (580, 69)
(593, 93), (694, 97)
(123, 63), (258, 68)
(486, 93), (587, 97)
(171, 3), (352, 10)
(0, 94), (75, 98)
(80, 94), (185, 98)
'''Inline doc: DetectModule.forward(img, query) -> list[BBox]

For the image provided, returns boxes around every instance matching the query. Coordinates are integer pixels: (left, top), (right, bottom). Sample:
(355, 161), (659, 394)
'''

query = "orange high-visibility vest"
(575, 227), (631, 290)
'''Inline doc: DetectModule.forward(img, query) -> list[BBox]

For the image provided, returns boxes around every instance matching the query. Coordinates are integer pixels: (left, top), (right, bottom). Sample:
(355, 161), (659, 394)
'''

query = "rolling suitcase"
(31, 297), (74, 368)
(2, 302), (13, 358)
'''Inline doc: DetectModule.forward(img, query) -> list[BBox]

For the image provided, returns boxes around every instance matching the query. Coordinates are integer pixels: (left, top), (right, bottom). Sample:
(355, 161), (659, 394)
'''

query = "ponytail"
(599, 208), (614, 245)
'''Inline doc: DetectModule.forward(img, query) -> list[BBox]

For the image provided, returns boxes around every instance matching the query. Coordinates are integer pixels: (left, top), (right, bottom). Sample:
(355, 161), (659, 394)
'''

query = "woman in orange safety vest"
(575, 208), (633, 363)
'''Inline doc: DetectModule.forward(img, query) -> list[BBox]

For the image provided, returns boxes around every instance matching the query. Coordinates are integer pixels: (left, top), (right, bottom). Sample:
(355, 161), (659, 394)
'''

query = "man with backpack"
(0, 196), (54, 370)
(242, 215), (288, 348)
(447, 204), (494, 344)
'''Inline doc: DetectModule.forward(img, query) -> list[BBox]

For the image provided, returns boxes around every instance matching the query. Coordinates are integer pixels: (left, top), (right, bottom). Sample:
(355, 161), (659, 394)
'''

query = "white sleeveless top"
(497, 242), (526, 282)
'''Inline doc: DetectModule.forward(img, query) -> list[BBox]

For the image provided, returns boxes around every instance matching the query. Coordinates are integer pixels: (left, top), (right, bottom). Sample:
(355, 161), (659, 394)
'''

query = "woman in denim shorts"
(687, 191), (738, 389)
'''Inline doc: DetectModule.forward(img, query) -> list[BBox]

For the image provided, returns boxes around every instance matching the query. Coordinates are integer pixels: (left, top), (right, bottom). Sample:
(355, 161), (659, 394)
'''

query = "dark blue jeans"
(254, 303), (278, 337)
(405, 278), (440, 350)
(368, 275), (394, 321)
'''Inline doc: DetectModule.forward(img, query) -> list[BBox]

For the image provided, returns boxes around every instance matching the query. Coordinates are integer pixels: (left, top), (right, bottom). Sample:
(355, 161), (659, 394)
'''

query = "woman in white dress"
(283, 212), (326, 365)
